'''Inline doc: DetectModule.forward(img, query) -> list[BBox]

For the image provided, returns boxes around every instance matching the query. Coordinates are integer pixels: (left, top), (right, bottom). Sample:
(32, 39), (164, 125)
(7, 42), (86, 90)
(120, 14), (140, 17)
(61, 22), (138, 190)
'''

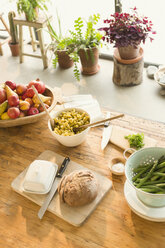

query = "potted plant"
(47, 18), (75, 70)
(70, 14), (103, 77)
(8, 11), (19, 56)
(46, 13), (80, 77)
(100, 7), (156, 60)
(16, 0), (49, 21)
(53, 39), (75, 69)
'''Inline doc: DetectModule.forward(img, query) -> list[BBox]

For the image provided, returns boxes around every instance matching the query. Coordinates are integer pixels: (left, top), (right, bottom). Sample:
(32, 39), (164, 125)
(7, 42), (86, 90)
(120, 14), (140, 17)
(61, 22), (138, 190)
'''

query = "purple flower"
(99, 7), (156, 47)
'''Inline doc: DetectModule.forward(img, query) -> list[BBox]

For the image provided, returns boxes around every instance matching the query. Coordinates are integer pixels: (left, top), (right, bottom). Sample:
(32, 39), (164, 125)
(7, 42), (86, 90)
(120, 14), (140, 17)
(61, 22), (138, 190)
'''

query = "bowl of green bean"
(48, 108), (90, 147)
(125, 147), (165, 207)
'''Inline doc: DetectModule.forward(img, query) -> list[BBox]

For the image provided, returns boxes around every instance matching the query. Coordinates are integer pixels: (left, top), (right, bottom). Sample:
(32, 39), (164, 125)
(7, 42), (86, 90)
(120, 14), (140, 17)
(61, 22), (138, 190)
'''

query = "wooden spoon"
(32, 85), (55, 129)
(73, 113), (124, 132)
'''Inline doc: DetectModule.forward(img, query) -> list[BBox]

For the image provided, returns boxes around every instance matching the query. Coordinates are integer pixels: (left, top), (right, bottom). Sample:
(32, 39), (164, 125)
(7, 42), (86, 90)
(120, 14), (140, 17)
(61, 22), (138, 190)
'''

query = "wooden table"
(0, 111), (165, 248)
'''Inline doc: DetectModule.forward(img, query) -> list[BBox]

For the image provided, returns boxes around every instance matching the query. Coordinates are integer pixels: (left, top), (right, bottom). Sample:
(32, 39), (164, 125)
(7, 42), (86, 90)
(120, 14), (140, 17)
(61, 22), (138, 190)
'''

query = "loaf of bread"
(58, 170), (98, 207)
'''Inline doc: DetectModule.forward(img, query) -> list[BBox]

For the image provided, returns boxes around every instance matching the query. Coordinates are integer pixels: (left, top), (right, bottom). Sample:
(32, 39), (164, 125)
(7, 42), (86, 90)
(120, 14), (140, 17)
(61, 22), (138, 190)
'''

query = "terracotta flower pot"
(118, 45), (140, 60)
(78, 47), (100, 75)
(8, 42), (19, 56)
(114, 47), (144, 65)
(56, 50), (74, 69)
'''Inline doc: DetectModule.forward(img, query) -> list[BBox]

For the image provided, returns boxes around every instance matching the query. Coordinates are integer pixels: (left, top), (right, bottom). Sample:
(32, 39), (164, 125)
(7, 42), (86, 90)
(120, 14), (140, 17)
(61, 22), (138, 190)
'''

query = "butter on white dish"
(22, 160), (58, 194)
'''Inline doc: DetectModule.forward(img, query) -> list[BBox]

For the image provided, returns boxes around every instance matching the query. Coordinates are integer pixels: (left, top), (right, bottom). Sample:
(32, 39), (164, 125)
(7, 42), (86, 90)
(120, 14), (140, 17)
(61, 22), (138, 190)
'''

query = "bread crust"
(58, 170), (98, 207)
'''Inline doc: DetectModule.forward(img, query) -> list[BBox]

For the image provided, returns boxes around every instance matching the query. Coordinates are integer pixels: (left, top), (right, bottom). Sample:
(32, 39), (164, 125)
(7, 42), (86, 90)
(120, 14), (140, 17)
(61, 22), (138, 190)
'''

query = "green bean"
(136, 160), (158, 188)
(151, 167), (165, 181)
(156, 162), (165, 170)
(140, 188), (160, 193)
(142, 180), (165, 186)
(156, 183), (165, 188)
(134, 178), (141, 183)
(139, 185), (165, 192)
(133, 164), (152, 173)
(152, 172), (165, 177)
(158, 155), (165, 164)
(132, 164), (153, 182)
(132, 155), (165, 193)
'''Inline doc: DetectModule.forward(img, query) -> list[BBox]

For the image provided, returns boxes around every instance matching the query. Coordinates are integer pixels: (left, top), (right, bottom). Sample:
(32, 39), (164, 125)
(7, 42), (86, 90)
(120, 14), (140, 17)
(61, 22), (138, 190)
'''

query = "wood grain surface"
(0, 110), (165, 248)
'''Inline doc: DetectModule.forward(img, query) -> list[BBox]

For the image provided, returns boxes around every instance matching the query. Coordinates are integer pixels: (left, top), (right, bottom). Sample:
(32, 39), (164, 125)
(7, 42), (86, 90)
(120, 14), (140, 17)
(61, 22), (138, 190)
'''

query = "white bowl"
(154, 66), (165, 89)
(48, 107), (91, 147)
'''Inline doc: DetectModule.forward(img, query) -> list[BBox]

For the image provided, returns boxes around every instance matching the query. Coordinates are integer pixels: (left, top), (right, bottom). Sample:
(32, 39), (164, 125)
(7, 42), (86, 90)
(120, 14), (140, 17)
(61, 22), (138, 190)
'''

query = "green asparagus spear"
(151, 167), (165, 181)
(139, 185), (165, 193)
(136, 160), (158, 188)
(156, 161), (165, 170)
(133, 163), (153, 173)
(142, 180), (165, 186)
(132, 164), (153, 182)
(158, 155), (165, 164)
(132, 155), (165, 194)
(152, 172), (165, 177)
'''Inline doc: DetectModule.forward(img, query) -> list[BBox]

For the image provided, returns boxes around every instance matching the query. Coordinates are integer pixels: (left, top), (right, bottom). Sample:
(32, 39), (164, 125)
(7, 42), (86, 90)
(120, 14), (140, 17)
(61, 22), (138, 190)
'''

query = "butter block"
(23, 160), (58, 194)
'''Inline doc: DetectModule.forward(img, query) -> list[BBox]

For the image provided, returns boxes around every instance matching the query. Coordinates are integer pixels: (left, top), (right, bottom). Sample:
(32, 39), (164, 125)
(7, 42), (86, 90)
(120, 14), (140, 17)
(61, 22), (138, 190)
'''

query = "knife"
(38, 157), (70, 219)
(101, 112), (112, 150)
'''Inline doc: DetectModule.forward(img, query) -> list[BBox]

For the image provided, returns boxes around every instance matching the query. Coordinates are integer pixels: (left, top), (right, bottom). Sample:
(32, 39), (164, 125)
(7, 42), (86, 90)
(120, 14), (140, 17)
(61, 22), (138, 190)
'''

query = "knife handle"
(104, 112), (111, 127)
(56, 157), (70, 178)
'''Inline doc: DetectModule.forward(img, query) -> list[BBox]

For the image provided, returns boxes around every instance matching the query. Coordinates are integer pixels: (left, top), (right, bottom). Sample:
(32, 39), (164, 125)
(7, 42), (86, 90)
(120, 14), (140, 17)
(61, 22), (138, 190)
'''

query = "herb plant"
(125, 133), (145, 150)
(100, 7), (156, 48)
(69, 14), (103, 79)
(17, 0), (49, 21)
(71, 14), (102, 50)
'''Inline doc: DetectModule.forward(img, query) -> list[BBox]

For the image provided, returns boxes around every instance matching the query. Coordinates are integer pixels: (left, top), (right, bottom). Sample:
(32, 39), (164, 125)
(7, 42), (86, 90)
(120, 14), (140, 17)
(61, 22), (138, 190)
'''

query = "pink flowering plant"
(100, 7), (156, 48)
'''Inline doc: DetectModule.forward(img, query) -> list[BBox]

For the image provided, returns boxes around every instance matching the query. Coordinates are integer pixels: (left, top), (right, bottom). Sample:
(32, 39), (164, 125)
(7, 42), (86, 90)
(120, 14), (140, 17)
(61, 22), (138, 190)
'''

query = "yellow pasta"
(54, 109), (90, 136)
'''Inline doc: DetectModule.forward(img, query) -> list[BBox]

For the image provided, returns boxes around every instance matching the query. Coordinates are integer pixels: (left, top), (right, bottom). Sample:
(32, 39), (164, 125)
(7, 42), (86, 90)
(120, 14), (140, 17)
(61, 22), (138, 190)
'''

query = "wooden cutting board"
(110, 125), (157, 152)
(11, 150), (112, 227)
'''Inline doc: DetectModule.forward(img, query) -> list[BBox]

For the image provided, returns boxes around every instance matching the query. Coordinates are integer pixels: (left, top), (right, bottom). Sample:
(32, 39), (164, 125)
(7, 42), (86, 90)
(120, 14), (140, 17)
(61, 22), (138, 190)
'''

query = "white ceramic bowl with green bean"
(48, 108), (90, 147)
(125, 147), (165, 207)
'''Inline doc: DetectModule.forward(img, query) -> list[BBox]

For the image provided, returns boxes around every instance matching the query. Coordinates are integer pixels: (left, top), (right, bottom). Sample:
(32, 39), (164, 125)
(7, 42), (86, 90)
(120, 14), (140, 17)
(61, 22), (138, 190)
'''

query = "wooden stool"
(0, 13), (11, 56)
(113, 48), (144, 86)
(13, 15), (52, 69)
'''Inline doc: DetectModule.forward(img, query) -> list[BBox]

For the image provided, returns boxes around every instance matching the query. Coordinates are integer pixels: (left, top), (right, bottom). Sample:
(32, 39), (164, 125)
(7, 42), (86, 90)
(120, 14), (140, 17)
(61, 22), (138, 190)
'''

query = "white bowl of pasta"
(48, 107), (91, 147)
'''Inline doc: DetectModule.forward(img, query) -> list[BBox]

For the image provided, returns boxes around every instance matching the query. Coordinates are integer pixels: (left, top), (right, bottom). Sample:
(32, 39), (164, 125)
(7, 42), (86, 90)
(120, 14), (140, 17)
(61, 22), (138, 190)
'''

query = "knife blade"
(101, 112), (112, 150)
(38, 157), (70, 219)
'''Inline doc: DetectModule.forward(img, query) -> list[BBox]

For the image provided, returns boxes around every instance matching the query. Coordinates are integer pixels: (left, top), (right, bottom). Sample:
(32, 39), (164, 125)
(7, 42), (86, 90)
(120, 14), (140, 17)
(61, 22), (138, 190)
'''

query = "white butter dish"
(22, 160), (58, 194)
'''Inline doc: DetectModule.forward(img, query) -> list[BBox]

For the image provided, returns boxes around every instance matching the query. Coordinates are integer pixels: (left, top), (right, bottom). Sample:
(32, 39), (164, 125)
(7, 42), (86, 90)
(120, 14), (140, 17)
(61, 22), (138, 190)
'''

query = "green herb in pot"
(125, 133), (144, 150)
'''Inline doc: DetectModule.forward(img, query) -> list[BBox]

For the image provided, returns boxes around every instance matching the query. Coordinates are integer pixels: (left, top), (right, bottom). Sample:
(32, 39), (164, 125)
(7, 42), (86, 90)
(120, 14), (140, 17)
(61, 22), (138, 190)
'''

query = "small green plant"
(51, 37), (77, 69)
(8, 11), (18, 44)
(71, 14), (102, 49)
(17, 0), (49, 21)
(69, 14), (103, 79)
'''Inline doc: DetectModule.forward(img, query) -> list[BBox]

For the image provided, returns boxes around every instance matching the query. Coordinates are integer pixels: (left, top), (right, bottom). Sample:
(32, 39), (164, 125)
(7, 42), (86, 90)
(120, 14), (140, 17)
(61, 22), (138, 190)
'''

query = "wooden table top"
(0, 111), (165, 248)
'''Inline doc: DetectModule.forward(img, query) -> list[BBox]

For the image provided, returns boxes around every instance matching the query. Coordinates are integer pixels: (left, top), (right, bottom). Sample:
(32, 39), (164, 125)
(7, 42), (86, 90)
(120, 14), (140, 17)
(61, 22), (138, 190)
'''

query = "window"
(121, 0), (165, 64)
(2, 0), (164, 64)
